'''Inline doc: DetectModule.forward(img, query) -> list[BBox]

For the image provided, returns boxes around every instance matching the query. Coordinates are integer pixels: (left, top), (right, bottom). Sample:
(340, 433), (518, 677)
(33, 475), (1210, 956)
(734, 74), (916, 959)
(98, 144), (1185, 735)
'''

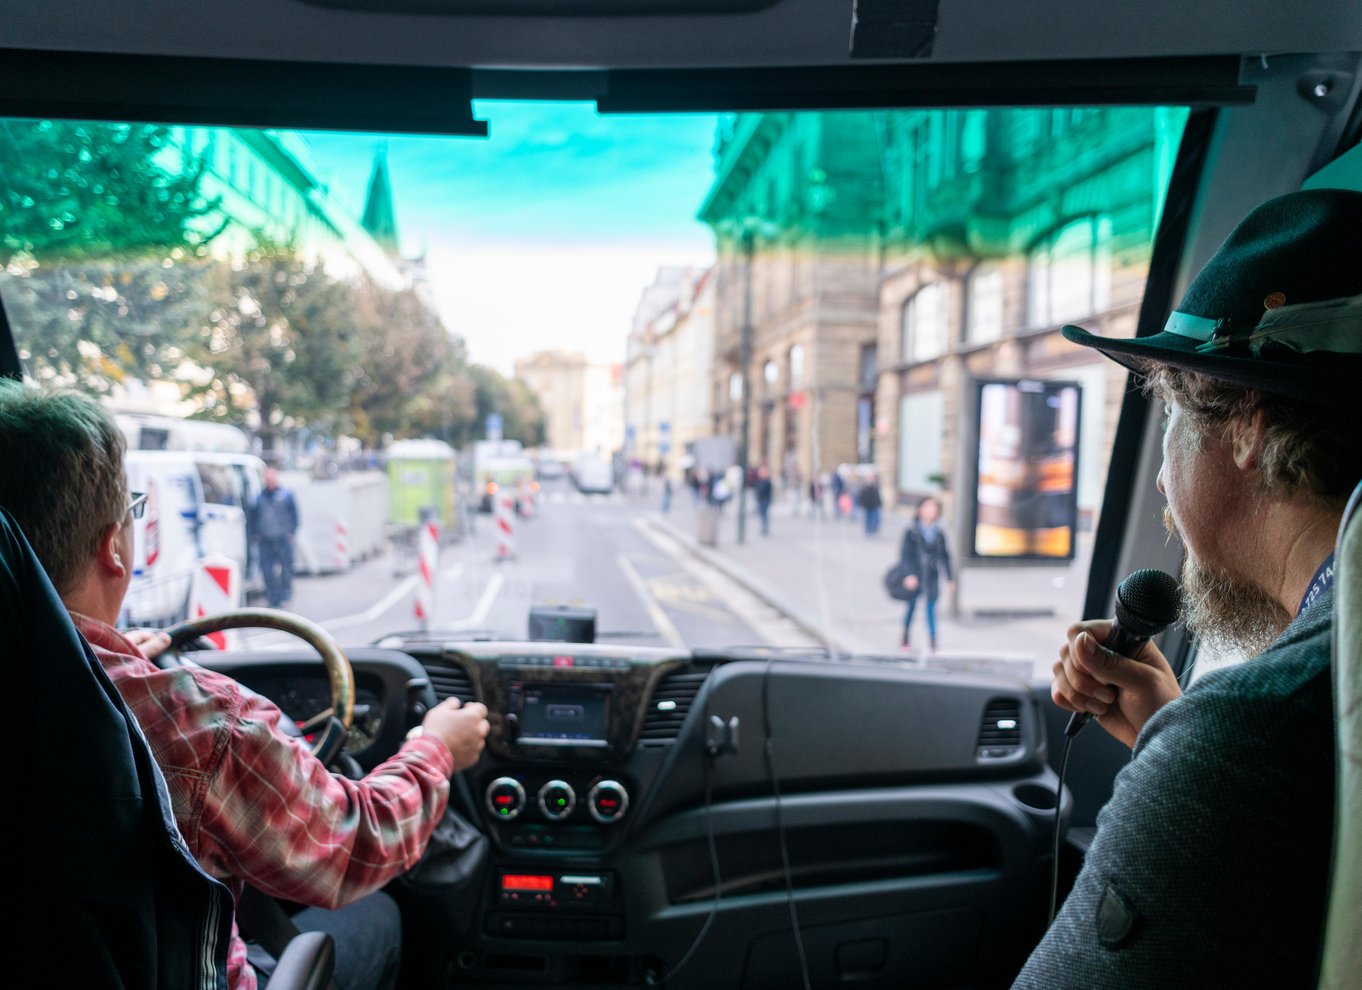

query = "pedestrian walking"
(807, 474), (823, 518)
(661, 475), (673, 513)
(831, 469), (847, 519)
(251, 466), (299, 608)
(754, 464), (774, 536)
(857, 472), (883, 536)
(897, 496), (955, 652)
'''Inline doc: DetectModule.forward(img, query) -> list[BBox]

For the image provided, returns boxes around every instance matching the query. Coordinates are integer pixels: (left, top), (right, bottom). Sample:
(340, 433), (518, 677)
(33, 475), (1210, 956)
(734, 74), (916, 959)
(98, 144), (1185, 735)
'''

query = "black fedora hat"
(1061, 188), (1362, 409)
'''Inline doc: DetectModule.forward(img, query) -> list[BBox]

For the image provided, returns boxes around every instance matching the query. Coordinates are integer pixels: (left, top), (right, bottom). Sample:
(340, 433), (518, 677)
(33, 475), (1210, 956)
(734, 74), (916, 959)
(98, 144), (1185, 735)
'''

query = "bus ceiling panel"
(1, 0), (1359, 72)
(0, 50), (487, 136)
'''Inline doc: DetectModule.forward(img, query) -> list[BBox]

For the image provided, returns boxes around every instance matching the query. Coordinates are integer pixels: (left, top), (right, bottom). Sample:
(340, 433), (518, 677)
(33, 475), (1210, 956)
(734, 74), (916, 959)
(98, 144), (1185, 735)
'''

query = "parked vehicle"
(572, 455), (615, 495)
(121, 449), (266, 625)
(386, 438), (458, 536)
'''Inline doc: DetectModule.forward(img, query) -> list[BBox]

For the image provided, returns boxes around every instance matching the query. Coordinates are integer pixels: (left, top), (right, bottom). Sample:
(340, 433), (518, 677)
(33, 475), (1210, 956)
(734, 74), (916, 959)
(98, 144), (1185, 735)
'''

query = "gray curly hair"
(1143, 364), (1362, 508)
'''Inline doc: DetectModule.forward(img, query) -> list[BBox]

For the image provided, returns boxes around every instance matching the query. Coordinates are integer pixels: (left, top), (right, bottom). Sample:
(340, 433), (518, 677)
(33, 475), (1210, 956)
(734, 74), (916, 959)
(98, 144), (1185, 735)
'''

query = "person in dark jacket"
(856, 473), (882, 536)
(753, 464), (774, 536)
(1017, 190), (1362, 987)
(250, 467), (299, 608)
(897, 495), (954, 651)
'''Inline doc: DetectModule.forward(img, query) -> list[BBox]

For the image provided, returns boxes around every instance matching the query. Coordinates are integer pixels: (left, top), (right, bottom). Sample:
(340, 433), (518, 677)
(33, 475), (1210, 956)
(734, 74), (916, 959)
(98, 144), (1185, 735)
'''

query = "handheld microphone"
(1049, 567), (1180, 925)
(1064, 568), (1180, 738)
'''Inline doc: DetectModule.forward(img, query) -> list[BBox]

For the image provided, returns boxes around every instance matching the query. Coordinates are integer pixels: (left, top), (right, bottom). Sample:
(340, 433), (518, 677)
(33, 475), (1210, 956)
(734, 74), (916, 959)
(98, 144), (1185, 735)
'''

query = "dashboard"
(200, 641), (1058, 989)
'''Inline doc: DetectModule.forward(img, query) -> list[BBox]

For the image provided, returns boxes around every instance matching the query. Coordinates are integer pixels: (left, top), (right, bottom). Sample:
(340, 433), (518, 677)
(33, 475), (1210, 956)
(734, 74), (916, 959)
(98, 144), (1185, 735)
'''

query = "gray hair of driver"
(1144, 364), (1362, 508)
(0, 379), (128, 595)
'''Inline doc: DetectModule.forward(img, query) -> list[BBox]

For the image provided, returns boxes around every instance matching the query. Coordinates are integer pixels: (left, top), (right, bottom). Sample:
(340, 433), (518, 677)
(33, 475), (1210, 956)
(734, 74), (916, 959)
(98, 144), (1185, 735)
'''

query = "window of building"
(788, 344), (805, 389)
(898, 390), (944, 493)
(1027, 216), (1112, 328)
(966, 264), (1004, 344)
(901, 282), (948, 363)
(858, 343), (877, 389)
(960, 111), (987, 173)
(729, 371), (743, 402)
(763, 359), (779, 390)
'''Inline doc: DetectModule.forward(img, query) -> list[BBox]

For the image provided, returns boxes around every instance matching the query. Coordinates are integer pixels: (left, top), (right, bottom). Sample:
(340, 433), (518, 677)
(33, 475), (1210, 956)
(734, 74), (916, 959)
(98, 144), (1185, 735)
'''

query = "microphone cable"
(763, 657), (812, 990)
(1048, 625), (1196, 925)
(663, 728), (723, 984)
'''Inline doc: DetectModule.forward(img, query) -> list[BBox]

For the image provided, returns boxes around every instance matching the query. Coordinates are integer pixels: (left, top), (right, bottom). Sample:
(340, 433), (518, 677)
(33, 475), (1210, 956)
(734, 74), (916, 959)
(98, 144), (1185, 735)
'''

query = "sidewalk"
(646, 492), (1093, 681)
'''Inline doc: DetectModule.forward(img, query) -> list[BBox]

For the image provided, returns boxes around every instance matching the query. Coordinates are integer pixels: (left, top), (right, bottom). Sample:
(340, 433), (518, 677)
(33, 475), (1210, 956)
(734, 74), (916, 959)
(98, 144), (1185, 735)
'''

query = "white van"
(573, 456), (615, 495)
(121, 450), (266, 626)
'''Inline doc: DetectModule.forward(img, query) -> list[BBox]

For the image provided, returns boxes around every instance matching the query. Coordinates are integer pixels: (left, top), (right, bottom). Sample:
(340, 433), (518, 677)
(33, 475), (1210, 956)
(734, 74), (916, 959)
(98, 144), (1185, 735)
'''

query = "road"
(236, 478), (817, 653)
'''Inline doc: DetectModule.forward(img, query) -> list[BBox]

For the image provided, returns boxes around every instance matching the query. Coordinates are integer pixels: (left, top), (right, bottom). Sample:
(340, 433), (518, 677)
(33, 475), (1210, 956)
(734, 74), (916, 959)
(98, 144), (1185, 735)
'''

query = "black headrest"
(4, 507), (232, 988)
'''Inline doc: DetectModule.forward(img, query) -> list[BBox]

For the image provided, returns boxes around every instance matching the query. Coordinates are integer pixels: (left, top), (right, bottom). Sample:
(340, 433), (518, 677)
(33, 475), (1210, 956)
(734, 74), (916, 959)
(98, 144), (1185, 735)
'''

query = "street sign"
(486, 413), (503, 442)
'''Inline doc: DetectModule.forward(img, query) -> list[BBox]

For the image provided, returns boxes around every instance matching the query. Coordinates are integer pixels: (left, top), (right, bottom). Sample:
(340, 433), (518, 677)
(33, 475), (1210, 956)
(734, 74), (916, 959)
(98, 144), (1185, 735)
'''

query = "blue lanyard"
(1298, 553), (1335, 617)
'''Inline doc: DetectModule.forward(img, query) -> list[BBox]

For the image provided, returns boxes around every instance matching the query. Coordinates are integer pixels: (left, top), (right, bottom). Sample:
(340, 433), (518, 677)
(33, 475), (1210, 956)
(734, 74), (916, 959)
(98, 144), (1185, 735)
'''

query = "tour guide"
(0, 380), (491, 990)
(1016, 188), (1362, 986)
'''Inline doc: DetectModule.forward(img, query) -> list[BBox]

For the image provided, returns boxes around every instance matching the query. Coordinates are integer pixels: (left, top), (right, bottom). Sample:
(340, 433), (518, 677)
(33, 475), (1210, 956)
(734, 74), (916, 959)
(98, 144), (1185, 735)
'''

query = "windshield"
(0, 105), (1188, 674)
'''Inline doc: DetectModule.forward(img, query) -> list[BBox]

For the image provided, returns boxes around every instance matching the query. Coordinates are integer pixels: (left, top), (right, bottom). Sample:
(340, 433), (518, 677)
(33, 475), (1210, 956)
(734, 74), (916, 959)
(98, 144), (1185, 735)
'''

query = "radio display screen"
(518, 684), (611, 745)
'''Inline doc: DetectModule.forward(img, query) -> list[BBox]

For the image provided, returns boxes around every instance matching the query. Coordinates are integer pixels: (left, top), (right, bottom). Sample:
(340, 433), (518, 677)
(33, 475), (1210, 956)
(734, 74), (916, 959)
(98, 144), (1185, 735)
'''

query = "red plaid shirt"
(74, 613), (453, 990)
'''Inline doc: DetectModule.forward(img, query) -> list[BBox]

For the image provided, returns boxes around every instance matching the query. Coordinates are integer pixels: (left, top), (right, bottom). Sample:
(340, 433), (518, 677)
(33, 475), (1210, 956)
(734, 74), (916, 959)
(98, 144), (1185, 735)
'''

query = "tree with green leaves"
(0, 119), (221, 264)
(349, 279), (476, 447)
(0, 119), (222, 390)
(461, 364), (547, 448)
(188, 252), (361, 452)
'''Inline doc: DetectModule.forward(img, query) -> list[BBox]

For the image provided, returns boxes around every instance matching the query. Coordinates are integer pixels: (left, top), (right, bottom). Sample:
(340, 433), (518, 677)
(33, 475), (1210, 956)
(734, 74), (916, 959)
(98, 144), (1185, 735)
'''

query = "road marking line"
(318, 574), (419, 632)
(616, 553), (685, 648)
(448, 572), (504, 629)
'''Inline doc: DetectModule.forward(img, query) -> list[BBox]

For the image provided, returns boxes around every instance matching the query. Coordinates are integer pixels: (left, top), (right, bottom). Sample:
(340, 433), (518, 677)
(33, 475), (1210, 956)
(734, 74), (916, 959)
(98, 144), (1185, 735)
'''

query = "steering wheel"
(165, 608), (355, 763)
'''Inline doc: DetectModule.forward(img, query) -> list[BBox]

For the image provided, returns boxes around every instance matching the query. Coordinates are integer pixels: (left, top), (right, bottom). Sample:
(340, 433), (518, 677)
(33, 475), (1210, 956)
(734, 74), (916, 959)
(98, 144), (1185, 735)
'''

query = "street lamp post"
(737, 227), (754, 545)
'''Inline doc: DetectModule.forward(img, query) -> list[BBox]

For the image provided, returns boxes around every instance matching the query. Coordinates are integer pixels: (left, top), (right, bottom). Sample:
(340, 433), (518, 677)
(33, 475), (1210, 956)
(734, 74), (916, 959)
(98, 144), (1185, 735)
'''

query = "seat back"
(1318, 481), (1362, 988)
(4, 506), (233, 989)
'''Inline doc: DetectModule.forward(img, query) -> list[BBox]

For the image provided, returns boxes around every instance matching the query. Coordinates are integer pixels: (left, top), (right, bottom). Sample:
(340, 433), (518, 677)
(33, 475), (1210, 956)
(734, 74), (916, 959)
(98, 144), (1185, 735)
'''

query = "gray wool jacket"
(1014, 589), (1335, 989)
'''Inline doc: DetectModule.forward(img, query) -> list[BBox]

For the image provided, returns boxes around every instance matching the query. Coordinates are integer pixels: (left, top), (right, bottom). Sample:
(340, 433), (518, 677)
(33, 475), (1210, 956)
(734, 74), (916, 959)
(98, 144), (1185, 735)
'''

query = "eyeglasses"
(128, 491), (148, 520)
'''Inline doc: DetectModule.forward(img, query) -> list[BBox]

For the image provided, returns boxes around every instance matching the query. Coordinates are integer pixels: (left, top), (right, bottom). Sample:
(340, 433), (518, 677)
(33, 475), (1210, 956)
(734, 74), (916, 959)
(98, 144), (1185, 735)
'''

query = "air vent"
(639, 671), (709, 744)
(421, 657), (475, 704)
(976, 698), (1022, 759)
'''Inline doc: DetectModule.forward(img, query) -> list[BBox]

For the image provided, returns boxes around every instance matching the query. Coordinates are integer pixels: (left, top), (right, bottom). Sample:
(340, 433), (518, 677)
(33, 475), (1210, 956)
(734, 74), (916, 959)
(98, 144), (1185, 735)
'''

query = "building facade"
(874, 107), (1186, 539)
(514, 350), (625, 458)
(167, 128), (406, 291)
(693, 107), (1185, 541)
(698, 112), (884, 489)
(513, 351), (590, 454)
(623, 267), (716, 476)
(623, 265), (708, 471)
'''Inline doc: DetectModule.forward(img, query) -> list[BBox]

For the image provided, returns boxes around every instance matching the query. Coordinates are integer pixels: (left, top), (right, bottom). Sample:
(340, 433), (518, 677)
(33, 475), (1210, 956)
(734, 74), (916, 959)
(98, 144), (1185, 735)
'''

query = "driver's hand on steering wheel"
(422, 698), (490, 773)
(126, 628), (173, 661)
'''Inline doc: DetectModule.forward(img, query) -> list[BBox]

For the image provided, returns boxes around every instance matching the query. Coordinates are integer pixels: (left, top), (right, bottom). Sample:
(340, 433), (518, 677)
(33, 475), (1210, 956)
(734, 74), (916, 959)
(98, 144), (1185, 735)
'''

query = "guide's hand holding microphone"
(1056, 568), (1182, 747)
(1048, 568), (1180, 924)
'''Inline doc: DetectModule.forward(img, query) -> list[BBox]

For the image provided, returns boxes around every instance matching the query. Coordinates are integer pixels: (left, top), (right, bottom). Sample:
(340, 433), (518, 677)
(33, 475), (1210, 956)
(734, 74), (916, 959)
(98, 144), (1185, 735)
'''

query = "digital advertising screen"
(968, 379), (1081, 561)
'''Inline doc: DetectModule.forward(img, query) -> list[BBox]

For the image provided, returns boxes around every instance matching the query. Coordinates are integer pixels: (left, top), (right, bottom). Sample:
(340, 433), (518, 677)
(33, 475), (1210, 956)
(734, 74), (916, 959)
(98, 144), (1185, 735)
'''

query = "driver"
(1017, 189), (1362, 986)
(0, 380), (490, 990)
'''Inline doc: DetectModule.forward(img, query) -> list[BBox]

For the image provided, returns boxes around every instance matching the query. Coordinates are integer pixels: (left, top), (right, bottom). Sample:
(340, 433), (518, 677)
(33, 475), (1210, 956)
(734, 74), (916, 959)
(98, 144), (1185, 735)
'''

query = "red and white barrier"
(334, 519), (349, 571)
(414, 519), (439, 629)
(189, 555), (241, 650)
(495, 492), (516, 560)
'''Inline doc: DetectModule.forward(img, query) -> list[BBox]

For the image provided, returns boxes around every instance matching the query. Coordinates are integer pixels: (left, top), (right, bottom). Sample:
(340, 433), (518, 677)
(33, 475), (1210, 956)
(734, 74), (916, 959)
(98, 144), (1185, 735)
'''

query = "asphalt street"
(235, 478), (815, 653)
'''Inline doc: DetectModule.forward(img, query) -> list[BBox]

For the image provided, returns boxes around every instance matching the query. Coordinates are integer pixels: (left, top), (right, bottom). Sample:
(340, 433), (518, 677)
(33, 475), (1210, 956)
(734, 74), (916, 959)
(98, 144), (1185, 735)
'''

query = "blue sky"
(301, 103), (721, 370)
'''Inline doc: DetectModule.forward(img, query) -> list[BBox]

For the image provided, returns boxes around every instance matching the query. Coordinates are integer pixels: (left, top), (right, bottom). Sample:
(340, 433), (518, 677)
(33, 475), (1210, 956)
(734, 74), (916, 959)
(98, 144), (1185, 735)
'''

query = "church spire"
(360, 143), (399, 255)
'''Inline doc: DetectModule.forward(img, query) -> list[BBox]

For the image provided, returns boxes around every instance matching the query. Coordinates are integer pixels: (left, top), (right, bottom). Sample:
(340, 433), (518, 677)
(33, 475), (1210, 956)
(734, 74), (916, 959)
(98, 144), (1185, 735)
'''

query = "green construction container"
(386, 438), (457, 533)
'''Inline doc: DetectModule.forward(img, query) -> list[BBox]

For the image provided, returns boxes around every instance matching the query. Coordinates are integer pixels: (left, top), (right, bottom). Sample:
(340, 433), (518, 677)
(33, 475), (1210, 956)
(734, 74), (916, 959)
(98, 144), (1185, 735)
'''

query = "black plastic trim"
(598, 56), (1254, 113)
(0, 48), (487, 135)
(1081, 106), (1218, 623)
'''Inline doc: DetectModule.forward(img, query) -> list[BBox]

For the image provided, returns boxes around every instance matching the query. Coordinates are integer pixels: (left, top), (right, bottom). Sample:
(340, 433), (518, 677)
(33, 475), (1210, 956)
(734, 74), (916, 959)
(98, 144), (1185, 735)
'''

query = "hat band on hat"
(1163, 311), (1227, 344)
(1162, 292), (1362, 357)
